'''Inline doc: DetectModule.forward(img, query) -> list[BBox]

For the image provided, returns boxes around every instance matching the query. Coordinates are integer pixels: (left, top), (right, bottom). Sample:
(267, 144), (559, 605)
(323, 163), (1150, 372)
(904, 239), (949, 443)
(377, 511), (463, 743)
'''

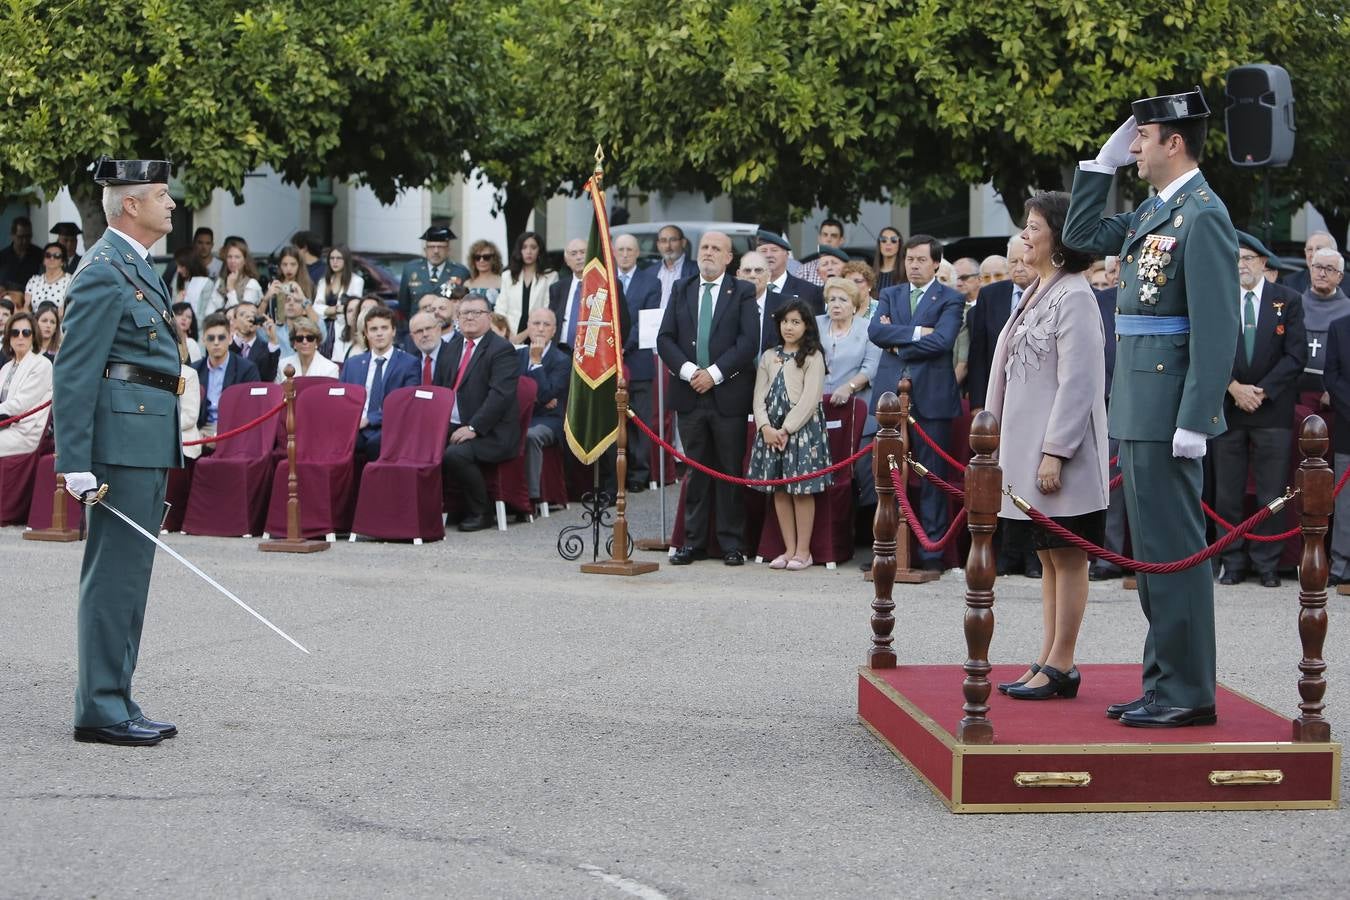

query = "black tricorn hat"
(1131, 86), (1210, 125)
(421, 225), (456, 242)
(89, 157), (172, 186)
(50, 221), (83, 237)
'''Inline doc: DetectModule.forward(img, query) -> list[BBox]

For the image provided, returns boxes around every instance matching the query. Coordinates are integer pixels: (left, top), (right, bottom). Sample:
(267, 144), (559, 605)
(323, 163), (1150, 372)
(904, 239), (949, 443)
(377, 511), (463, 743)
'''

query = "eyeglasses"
(204, 334), (230, 343)
(879, 236), (901, 244)
(473, 253), (495, 261)
(8, 327), (33, 337)
(292, 334), (318, 343)
(738, 266), (767, 275)
(13, 232), (32, 240)
(458, 309), (488, 319)
(956, 273), (981, 281)
(1311, 264), (1340, 275)
(1237, 254), (1261, 263)
(44, 251), (64, 260)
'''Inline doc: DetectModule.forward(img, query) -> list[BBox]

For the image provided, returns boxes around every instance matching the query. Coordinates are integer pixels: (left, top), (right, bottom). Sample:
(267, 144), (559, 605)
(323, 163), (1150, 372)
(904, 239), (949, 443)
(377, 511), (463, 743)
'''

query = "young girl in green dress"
(746, 298), (831, 570)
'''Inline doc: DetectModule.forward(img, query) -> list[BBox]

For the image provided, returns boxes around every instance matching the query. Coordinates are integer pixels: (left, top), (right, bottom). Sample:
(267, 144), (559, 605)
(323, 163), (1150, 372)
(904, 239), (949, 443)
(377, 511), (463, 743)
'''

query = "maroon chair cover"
(183, 382), (284, 537)
(757, 396), (866, 565)
(271, 376), (340, 464)
(537, 443), (570, 509)
(25, 453), (85, 532)
(482, 376), (538, 523)
(264, 383), (365, 538)
(0, 446), (43, 525)
(669, 419), (764, 555)
(350, 386), (455, 541)
(162, 460), (194, 532)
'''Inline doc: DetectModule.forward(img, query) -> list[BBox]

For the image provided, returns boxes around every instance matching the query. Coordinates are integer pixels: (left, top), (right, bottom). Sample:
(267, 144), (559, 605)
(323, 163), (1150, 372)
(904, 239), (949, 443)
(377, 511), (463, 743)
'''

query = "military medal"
(1139, 283), (1160, 305)
(1174, 214), (1184, 227)
(1274, 301), (1286, 335)
(135, 289), (145, 301)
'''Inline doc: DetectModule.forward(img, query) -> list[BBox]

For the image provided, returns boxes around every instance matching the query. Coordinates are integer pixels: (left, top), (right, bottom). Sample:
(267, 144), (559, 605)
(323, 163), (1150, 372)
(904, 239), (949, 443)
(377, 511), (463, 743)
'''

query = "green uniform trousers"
(1118, 440), (1216, 709)
(75, 463), (167, 727)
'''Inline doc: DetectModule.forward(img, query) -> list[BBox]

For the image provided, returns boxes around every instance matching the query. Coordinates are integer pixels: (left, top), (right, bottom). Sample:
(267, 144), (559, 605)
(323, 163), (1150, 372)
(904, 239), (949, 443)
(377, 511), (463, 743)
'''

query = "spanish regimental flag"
(563, 176), (625, 464)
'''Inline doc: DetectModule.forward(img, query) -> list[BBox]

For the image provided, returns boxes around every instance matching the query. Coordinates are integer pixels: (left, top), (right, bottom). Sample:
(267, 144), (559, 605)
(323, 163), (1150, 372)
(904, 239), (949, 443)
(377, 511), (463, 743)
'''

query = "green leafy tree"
(0, 0), (490, 241)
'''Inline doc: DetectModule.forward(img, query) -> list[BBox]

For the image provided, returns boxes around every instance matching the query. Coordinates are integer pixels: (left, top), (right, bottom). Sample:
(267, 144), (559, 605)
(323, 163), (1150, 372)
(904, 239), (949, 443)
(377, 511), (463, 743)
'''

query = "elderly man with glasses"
(1299, 246), (1350, 406)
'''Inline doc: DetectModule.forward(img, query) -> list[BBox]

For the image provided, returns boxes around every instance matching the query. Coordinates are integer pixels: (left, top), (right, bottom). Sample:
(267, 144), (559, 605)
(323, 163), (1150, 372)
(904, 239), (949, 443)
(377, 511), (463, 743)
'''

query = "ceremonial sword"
(82, 487), (310, 655)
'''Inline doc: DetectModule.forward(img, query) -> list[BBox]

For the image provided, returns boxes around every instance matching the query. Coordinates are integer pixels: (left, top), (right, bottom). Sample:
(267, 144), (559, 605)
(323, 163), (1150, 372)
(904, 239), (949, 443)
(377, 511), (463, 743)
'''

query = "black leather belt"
(104, 363), (185, 396)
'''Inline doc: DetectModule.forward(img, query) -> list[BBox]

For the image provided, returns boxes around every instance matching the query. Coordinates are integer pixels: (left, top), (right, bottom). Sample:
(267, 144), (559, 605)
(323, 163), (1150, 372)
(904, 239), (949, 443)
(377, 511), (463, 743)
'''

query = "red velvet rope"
(0, 399), (51, 428)
(183, 401), (286, 447)
(890, 467), (967, 551)
(906, 417), (965, 472)
(626, 411), (872, 487)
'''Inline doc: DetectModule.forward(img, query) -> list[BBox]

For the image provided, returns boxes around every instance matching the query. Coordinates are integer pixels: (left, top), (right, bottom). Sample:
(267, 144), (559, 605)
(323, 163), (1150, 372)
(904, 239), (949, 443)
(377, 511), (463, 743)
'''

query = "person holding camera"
(229, 299), (280, 382)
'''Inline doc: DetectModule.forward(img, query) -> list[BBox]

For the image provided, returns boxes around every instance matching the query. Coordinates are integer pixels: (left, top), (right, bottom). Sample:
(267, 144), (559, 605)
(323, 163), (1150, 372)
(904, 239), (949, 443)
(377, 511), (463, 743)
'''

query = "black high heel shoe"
(996, 662), (1041, 695)
(1006, 664), (1081, 700)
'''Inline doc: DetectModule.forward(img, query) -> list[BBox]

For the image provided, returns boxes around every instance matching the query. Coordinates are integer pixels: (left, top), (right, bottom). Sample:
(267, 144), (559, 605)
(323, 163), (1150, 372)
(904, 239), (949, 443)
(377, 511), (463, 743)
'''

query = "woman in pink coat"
(986, 191), (1108, 700)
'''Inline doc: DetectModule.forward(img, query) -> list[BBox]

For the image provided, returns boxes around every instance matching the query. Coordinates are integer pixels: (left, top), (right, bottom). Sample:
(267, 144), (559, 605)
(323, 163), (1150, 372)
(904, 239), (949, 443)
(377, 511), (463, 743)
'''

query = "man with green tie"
(1063, 88), (1241, 727)
(54, 158), (185, 746)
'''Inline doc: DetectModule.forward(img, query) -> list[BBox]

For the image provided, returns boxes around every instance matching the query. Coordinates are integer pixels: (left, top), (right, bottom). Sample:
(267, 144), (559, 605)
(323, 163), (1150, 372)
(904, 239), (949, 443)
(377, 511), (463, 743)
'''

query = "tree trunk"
(503, 187), (537, 250)
(69, 180), (106, 246)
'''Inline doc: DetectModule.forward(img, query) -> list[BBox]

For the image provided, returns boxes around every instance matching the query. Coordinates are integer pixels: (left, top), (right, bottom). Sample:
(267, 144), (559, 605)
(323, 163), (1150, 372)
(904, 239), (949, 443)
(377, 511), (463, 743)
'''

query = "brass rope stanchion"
(259, 365), (328, 554)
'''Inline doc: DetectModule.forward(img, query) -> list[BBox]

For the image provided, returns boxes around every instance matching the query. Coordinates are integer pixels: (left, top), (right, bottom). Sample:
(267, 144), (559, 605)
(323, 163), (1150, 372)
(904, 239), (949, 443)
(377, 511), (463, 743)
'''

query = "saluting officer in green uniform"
(397, 225), (470, 312)
(54, 158), (185, 746)
(1064, 89), (1240, 728)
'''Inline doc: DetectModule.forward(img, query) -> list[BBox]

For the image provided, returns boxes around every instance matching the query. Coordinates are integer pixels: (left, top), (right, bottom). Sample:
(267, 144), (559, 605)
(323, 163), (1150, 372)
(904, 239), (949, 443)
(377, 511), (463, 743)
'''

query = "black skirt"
(1001, 509), (1106, 553)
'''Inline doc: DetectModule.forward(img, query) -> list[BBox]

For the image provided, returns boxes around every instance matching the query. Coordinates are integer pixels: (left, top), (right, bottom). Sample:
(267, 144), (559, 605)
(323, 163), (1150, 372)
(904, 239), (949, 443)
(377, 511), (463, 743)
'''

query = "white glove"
(1095, 116), (1139, 169)
(1171, 428), (1208, 459)
(63, 472), (98, 499)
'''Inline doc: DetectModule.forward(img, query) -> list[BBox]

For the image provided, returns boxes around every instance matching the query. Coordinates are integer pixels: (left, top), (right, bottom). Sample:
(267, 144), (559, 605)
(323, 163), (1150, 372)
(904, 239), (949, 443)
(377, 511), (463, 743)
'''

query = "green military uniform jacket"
(53, 230), (184, 473)
(1063, 169), (1240, 441)
(398, 258), (471, 312)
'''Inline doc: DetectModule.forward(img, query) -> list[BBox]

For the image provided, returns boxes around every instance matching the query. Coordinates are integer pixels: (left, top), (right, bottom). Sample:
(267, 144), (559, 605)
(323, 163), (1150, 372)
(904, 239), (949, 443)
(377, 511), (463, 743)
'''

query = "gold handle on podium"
(1013, 771), (1092, 788)
(1208, 769), (1284, 786)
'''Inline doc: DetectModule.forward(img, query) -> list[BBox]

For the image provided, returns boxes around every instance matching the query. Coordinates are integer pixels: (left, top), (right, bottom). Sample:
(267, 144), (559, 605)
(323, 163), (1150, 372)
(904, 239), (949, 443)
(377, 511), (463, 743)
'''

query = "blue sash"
(1115, 315), (1190, 336)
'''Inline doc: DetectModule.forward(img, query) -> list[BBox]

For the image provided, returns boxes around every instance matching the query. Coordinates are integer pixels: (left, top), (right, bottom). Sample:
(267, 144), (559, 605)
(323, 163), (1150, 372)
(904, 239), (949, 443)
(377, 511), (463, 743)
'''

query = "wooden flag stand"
(581, 377), (658, 576)
(259, 366), (328, 554)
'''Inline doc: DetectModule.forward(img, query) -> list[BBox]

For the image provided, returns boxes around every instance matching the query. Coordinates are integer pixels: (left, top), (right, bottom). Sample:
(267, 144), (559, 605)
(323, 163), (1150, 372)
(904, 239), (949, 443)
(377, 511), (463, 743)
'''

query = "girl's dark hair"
(339, 294), (363, 343)
(772, 297), (823, 369)
(872, 226), (903, 274)
(1024, 191), (1094, 274)
(324, 244), (354, 294)
(508, 231), (547, 281)
(170, 301), (200, 340)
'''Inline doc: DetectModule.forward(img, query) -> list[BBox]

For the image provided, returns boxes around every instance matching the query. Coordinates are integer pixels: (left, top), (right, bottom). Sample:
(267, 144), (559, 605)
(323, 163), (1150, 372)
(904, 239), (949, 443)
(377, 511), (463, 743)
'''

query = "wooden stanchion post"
(867, 392), (901, 667)
(959, 411), (1000, 744)
(887, 378), (939, 584)
(580, 375), (658, 578)
(259, 365), (327, 554)
(1293, 415), (1331, 742)
(23, 472), (82, 542)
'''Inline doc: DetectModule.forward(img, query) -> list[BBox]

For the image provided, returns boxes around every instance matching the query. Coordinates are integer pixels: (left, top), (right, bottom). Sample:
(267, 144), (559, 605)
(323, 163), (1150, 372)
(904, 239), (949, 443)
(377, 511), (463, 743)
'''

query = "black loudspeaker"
(1225, 64), (1296, 167)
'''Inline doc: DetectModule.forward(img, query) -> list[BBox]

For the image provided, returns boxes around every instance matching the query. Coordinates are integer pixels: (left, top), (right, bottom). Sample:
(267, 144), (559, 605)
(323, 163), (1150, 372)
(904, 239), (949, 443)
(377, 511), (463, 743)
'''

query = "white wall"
(194, 167), (303, 255)
(339, 183), (430, 254)
(451, 172), (508, 261)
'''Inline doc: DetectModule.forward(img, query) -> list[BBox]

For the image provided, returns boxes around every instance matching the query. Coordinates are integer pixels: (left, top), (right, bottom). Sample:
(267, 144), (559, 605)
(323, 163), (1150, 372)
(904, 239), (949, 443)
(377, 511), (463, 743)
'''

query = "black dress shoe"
(1105, 691), (1154, 720)
(1006, 664), (1080, 700)
(1260, 572), (1281, 588)
(996, 662), (1040, 695)
(1218, 568), (1246, 586)
(1089, 566), (1122, 581)
(670, 546), (705, 566)
(1119, 702), (1217, 728)
(74, 721), (163, 746)
(1024, 565), (1043, 579)
(919, 559), (944, 572)
(626, 482), (648, 494)
(723, 550), (745, 566)
(457, 516), (490, 532)
(132, 715), (177, 738)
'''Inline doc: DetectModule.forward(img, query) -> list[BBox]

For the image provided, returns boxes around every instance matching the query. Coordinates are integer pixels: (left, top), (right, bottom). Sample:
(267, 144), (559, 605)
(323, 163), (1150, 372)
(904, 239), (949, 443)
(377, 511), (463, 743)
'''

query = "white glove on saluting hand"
(63, 472), (98, 499)
(1171, 428), (1208, 460)
(1096, 116), (1139, 169)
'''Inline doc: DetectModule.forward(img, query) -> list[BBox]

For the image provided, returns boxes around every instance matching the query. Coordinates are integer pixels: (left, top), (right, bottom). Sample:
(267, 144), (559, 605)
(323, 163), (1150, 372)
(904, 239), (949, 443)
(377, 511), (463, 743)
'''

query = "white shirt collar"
(1156, 167), (1200, 204)
(370, 347), (394, 362)
(105, 225), (152, 260)
(700, 274), (726, 293)
(770, 272), (789, 292)
(1242, 280), (1265, 302)
(662, 255), (686, 273)
(910, 278), (936, 297)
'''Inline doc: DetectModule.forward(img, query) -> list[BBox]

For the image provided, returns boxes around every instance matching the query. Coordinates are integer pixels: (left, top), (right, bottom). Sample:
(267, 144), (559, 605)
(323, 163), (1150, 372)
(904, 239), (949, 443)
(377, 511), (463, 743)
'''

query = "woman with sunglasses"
(464, 240), (503, 307)
(0, 310), (53, 458)
(872, 227), (903, 296)
(24, 242), (71, 312)
(313, 245), (364, 324)
(34, 302), (61, 360)
(275, 317), (339, 382)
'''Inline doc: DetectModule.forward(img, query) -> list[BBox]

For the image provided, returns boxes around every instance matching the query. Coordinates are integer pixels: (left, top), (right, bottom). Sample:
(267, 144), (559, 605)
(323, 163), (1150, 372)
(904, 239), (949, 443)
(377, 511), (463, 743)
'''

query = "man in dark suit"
(518, 308), (569, 502)
(1322, 313), (1350, 585)
(549, 238), (590, 350)
(339, 306), (420, 461)
(228, 300), (280, 382)
(195, 313), (261, 433)
(867, 234), (966, 570)
(658, 231), (759, 565)
(756, 229), (824, 318)
(967, 239), (1033, 411)
(435, 293), (521, 531)
(1211, 231), (1306, 587)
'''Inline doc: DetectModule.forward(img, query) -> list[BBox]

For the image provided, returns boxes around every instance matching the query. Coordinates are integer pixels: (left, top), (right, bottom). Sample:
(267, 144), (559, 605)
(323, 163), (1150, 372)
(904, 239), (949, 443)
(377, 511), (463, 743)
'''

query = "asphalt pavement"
(1, 486), (1346, 898)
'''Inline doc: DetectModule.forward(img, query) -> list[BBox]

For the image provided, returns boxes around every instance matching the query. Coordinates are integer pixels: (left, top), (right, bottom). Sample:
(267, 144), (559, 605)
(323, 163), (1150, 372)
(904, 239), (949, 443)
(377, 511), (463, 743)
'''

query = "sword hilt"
(80, 483), (109, 506)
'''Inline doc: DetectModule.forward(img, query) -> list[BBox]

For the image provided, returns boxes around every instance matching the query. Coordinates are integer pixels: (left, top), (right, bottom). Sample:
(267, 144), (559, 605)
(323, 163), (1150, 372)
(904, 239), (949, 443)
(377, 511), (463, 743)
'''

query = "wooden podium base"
(258, 538), (329, 554)
(22, 527), (81, 543)
(580, 559), (659, 576)
(860, 664), (1340, 813)
(1337, 583), (1349, 596)
(635, 537), (670, 552)
(1123, 575), (1138, 590)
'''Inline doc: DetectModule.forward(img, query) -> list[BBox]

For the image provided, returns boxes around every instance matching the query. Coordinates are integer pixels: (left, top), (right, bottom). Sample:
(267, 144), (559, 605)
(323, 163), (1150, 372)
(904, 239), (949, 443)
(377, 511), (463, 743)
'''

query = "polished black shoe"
(1218, 567), (1247, 586)
(1024, 564), (1043, 579)
(1328, 573), (1342, 587)
(996, 662), (1040, 695)
(670, 546), (705, 566)
(626, 482), (648, 494)
(132, 715), (178, 738)
(1119, 702), (1218, 728)
(723, 550), (746, 566)
(1088, 566), (1122, 581)
(1006, 664), (1080, 700)
(74, 721), (163, 746)
(919, 559), (944, 572)
(1259, 572), (1281, 588)
(1105, 691), (1154, 720)
(457, 516), (490, 533)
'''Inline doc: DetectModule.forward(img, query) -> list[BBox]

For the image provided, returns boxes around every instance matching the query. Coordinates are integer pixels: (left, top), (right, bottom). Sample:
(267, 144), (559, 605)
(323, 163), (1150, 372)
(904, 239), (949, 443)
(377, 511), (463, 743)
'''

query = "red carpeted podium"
(858, 664), (1341, 813)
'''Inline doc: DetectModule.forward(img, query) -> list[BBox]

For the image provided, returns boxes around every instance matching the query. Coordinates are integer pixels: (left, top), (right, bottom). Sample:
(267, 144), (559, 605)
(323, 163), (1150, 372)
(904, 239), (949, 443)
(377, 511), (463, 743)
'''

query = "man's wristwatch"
(467, 425), (476, 434)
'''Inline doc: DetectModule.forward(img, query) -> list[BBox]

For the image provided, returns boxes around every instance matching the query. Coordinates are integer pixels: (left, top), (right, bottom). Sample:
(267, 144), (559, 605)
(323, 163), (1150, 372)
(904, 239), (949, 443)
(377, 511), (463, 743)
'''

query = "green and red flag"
(563, 174), (625, 464)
